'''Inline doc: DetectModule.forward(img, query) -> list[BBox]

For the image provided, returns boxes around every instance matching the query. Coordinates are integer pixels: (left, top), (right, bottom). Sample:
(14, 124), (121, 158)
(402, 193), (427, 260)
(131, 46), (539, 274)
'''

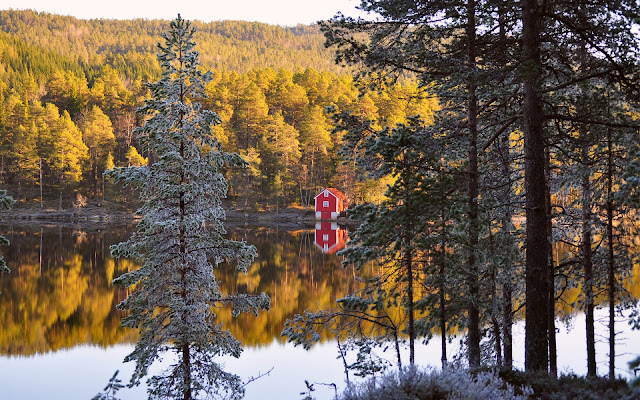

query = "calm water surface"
(0, 222), (638, 400)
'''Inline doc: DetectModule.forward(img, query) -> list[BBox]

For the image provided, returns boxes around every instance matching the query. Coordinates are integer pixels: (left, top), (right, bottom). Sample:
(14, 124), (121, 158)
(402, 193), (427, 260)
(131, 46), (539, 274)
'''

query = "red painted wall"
(314, 222), (347, 254)
(314, 188), (346, 220)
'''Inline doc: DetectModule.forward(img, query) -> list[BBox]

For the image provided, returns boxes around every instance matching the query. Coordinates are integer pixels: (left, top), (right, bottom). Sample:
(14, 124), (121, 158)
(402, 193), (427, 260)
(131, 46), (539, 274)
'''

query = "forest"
(0, 9), (435, 211)
(1, 5), (640, 399)
(283, 0), (640, 397)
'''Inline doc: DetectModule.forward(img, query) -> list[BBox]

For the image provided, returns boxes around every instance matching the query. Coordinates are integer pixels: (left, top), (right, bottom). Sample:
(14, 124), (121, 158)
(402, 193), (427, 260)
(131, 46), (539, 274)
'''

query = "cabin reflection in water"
(314, 221), (347, 254)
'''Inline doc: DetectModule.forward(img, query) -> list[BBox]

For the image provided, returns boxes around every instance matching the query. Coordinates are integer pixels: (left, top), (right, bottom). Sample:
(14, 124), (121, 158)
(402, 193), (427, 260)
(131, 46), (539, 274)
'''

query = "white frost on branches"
(102, 15), (269, 400)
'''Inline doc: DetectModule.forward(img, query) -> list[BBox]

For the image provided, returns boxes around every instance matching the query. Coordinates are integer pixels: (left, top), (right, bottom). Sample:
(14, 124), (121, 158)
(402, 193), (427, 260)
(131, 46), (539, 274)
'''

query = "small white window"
(324, 191), (329, 197)
(323, 234), (329, 241)
(323, 201), (329, 208)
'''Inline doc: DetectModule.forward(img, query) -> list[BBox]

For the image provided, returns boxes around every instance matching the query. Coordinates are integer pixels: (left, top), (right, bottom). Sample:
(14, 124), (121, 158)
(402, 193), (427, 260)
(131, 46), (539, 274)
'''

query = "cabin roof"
(314, 188), (346, 202)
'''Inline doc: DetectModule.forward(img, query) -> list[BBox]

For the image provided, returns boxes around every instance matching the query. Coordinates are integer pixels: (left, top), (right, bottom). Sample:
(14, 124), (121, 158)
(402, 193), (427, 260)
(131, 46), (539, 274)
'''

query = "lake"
(0, 222), (638, 400)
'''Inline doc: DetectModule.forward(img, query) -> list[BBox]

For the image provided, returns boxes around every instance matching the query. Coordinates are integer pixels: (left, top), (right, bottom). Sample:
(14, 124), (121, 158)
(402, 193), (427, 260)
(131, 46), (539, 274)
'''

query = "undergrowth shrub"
(496, 369), (639, 400)
(337, 367), (640, 400)
(339, 367), (532, 400)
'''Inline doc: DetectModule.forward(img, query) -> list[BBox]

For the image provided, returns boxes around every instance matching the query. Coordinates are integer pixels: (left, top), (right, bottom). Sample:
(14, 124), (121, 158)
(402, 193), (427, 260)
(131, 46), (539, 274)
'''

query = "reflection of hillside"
(0, 225), (138, 355)
(552, 241), (640, 318)
(4, 224), (636, 356)
(0, 224), (359, 355)
(219, 226), (357, 346)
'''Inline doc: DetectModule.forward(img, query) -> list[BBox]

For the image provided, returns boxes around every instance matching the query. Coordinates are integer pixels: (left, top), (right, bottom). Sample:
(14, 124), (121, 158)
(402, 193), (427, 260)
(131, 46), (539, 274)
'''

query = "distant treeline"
(0, 10), (436, 209)
(0, 9), (344, 80)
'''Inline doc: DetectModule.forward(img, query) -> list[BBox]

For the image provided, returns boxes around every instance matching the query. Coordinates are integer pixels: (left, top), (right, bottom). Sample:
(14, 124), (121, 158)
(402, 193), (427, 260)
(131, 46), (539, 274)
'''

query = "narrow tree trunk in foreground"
(606, 128), (616, 380)
(440, 191), (448, 367)
(489, 227), (502, 366)
(497, 6), (513, 368)
(466, 0), (481, 369)
(546, 149), (557, 377)
(406, 250), (415, 365)
(575, 43), (596, 377)
(582, 151), (596, 377)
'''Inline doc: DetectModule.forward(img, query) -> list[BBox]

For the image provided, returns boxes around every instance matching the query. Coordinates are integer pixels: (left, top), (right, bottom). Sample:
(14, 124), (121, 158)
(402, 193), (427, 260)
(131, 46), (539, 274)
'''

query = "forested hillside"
(0, 10), (435, 210)
(0, 9), (343, 78)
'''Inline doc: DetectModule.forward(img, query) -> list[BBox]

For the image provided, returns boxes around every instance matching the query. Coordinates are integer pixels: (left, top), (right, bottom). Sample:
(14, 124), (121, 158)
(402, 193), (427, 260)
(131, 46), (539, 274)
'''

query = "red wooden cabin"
(314, 188), (347, 220)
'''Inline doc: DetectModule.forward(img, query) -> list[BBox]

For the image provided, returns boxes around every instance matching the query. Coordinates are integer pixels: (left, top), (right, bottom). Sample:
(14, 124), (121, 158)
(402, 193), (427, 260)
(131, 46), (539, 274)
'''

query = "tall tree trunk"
(440, 180), (448, 367)
(498, 3), (513, 369)
(522, 0), (549, 372)
(182, 342), (192, 400)
(502, 267), (513, 369)
(546, 148), (557, 377)
(406, 249), (415, 365)
(180, 157), (192, 400)
(94, 162), (99, 198)
(180, 158), (192, 399)
(606, 127), (616, 380)
(178, 53), (192, 400)
(582, 143), (596, 377)
(394, 330), (402, 370)
(489, 226), (502, 366)
(466, 0), (481, 369)
(501, 159), (514, 369)
(39, 157), (43, 208)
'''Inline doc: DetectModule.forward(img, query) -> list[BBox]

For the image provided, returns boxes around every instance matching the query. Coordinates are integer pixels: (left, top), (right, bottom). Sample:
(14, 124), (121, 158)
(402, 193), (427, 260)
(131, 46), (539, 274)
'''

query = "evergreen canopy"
(103, 15), (269, 400)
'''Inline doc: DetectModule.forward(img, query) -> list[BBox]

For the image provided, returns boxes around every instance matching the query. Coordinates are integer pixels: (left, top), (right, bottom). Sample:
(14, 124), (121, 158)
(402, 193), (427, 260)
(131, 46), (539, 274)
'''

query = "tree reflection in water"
(0, 223), (354, 355)
(1, 222), (638, 359)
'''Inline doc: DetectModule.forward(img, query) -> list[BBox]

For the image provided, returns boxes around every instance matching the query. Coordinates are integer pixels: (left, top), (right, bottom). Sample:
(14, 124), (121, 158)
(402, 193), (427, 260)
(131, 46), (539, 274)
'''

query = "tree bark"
(522, 0), (550, 372)
(39, 157), (43, 208)
(406, 249), (415, 365)
(502, 269), (513, 369)
(582, 143), (596, 377)
(489, 226), (502, 366)
(498, 3), (513, 369)
(606, 127), (616, 380)
(440, 182), (448, 367)
(466, 0), (481, 369)
(546, 148), (557, 377)
(178, 49), (192, 400)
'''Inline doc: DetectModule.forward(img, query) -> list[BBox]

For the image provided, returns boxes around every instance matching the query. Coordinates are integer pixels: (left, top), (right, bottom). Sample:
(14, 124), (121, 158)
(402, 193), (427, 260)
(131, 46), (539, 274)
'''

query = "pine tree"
(81, 105), (116, 197)
(261, 112), (301, 206)
(103, 16), (269, 400)
(124, 145), (147, 167)
(49, 109), (88, 209)
(284, 115), (466, 372)
(321, 0), (500, 368)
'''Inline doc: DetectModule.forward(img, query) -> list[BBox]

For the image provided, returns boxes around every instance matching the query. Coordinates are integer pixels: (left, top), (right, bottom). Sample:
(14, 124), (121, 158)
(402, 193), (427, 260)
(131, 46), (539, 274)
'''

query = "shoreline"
(0, 204), (355, 226)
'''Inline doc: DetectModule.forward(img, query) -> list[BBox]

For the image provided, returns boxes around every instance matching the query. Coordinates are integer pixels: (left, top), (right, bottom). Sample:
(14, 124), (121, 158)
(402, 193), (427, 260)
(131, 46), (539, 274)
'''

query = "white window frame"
(323, 200), (329, 208)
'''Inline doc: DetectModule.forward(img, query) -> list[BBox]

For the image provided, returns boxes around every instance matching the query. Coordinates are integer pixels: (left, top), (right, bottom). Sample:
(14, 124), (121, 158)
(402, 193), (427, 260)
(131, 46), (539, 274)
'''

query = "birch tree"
(103, 16), (269, 400)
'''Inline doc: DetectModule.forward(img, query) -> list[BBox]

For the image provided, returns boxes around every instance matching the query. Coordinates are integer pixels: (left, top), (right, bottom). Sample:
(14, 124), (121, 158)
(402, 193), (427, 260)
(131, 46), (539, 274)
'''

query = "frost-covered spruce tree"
(104, 16), (269, 400)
